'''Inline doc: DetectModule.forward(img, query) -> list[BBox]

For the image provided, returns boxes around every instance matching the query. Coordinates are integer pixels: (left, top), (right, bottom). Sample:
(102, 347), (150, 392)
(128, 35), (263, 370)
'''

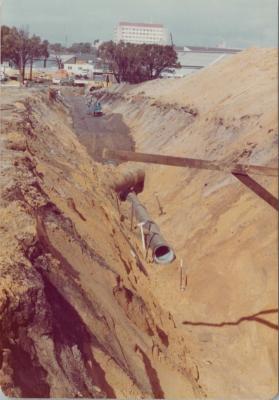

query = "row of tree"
(1, 26), (179, 84)
(1, 26), (49, 82)
(1, 28), (99, 79)
(49, 42), (98, 55)
(98, 41), (179, 83)
(48, 42), (98, 69)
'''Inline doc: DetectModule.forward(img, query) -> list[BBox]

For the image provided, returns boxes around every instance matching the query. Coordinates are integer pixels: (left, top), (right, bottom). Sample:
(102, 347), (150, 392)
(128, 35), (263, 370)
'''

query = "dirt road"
(66, 93), (134, 163)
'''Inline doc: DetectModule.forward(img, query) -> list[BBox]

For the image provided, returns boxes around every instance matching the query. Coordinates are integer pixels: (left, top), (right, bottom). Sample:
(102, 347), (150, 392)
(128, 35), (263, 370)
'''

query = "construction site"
(0, 47), (278, 398)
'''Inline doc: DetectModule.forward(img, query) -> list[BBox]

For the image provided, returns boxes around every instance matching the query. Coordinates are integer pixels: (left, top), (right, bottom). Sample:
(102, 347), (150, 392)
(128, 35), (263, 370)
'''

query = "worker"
(87, 95), (94, 115)
(106, 74), (109, 87)
(57, 89), (62, 101)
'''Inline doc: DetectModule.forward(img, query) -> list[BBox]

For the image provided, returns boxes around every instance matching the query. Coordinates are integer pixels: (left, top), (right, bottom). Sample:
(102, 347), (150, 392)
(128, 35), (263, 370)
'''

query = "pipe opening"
(154, 245), (175, 264)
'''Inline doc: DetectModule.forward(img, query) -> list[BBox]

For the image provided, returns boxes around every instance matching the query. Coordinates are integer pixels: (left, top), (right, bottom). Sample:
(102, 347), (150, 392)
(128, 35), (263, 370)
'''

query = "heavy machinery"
(93, 102), (103, 117)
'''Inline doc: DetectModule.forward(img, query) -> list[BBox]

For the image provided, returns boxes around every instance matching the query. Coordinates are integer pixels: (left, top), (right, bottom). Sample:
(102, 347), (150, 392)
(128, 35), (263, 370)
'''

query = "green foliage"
(98, 41), (179, 83)
(68, 42), (94, 54)
(1, 25), (49, 81)
(49, 43), (67, 54)
(48, 43), (65, 69)
(1, 25), (13, 61)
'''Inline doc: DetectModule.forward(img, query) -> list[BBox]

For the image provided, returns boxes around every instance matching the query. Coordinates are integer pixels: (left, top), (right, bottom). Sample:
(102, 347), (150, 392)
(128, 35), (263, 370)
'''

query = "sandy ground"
(96, 48), (278, 399)
(0, 48), (278, 399)
(0, 87), (203, 399)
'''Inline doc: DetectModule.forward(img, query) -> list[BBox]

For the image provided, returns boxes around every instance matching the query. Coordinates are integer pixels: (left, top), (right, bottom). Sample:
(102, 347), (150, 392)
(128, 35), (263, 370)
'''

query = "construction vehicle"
(93, 101), (102, 117)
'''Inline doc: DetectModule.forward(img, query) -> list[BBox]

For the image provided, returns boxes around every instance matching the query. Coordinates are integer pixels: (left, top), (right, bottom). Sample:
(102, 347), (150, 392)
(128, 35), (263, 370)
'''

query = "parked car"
(33, 76), (45, 84)
(61, 77), (75, 86)
(73, 79), (87, 87)
(52, 77), (61, 84)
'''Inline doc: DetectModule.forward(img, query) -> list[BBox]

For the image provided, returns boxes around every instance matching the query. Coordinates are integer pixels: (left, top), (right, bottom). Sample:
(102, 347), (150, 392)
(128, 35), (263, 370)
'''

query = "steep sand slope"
(0, 88), (203, 398)
(0, 47), (277, 400)
(102, 48), (278, 398)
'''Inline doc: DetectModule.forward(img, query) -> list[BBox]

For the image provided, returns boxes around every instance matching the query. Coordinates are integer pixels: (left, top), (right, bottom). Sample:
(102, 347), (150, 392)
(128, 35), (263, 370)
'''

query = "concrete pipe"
(127, 192), (175, 264)
(110, 169), (145, 200)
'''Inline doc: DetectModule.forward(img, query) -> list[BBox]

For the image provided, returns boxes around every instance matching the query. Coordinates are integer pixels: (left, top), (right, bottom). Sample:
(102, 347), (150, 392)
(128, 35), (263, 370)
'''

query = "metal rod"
(130, 203), (134, 231)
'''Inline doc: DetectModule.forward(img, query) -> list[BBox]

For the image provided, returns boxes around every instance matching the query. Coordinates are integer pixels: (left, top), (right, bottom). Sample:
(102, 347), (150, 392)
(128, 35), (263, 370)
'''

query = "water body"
(26, 59), (58, 72)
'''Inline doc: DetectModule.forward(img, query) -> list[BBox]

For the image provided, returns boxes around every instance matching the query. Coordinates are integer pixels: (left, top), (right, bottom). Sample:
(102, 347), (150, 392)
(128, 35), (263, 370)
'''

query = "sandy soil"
(99, 48), (278, 399)
(0, 87), (202, 398)
(0, 48), (278, 399)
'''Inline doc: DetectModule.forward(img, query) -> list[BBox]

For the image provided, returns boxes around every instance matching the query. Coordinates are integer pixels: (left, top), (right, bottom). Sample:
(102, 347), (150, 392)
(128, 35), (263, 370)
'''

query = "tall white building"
(114, 22), (168, 45)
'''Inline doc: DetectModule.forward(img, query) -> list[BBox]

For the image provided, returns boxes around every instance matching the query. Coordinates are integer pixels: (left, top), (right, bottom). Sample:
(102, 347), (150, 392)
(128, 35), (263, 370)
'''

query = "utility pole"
(170, 32), (174, 48)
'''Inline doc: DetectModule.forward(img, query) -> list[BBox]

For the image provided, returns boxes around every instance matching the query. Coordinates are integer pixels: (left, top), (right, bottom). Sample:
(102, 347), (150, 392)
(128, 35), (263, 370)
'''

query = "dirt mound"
(0, 88), (202, 398)
(0, 47), (277, 399)
(101, 48), (278, 399)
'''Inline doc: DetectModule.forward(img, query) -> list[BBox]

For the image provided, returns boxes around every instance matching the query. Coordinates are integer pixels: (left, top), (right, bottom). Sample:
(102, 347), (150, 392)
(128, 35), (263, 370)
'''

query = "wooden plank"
(103, 148), (278, 210)
(232, 173), (278, 211)
(103, 148), (278, 177)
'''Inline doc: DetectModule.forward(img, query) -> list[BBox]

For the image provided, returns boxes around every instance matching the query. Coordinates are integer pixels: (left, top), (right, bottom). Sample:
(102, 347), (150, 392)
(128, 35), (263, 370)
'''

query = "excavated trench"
(65, 93), (135, 163)
(0, 88), (203, 399)
(0, 48), (278, 399)
(69, 48), (277, 399)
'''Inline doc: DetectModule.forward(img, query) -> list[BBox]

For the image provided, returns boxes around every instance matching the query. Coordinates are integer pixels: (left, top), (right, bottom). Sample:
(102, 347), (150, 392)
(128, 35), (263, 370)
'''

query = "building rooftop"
(64, 54), (96, 64)
(176, 45), (241, 54)
(177, 52), (231, 68)
(119, 21), (164, 28)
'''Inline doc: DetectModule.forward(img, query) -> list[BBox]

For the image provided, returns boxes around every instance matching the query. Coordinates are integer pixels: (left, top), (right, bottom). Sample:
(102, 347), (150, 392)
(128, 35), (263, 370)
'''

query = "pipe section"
(127, 192), (175, 264)
(110, 169), (145, 200)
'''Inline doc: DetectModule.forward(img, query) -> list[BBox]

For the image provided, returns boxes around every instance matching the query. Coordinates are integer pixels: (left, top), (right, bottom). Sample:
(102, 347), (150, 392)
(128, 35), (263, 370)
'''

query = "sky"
(1, 0), (278, 48)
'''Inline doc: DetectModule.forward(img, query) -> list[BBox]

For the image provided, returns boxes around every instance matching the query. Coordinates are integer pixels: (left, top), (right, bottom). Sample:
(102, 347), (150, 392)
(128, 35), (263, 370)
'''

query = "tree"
(28, 36), (49, 80)
(98, 41), (133, 83)
(41, 40), (49, 68)
(1, 25), (13, 61)
(98, 41), (119, 82)
(7, 27), (30, 82)
(49, 42), (69, 69)
(1, 26), (49, 81)
(49, 43), (65, 69)
(49, 43), (66, 53)
(68, 42), (92, 54)
(142, 44), (179, 79)
(98, 41), (180, 84)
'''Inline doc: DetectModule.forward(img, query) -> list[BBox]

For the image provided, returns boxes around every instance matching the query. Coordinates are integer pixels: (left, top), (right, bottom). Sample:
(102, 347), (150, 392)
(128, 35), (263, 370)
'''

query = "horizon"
(1, 0), (278, 49)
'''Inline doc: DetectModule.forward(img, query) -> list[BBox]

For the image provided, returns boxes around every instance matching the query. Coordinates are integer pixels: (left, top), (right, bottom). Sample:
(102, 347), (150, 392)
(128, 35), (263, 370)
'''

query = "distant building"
(161, 45), (242, 78)
(63, 55), (95, 77)
(64, 55), (110, 79)
(114, 21), (168, 45)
